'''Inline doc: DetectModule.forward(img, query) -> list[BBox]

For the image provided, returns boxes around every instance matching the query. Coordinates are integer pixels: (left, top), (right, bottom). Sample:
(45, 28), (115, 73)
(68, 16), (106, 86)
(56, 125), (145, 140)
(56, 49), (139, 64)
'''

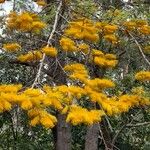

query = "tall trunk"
(56, 114), (71, 150)
(85, 66), (113, 150)
(85, 123), (99, 150)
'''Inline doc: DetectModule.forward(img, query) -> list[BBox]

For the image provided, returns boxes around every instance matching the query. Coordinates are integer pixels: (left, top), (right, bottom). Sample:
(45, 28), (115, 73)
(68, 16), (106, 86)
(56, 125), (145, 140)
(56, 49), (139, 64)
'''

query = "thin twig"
(128, 31), (150, 67)
(126, 121), (150, 127)
(31, 1), (63, 88)
(111, 124), (126, 147)
(99, 124), (109, 150)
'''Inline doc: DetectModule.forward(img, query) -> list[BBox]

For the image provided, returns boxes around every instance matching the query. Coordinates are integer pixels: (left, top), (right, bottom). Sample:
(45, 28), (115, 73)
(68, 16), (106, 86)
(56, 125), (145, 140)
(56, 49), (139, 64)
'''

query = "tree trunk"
(85, 66), (113, 150)
(85, 123), (99, 150)
(56, 114), (72, 150)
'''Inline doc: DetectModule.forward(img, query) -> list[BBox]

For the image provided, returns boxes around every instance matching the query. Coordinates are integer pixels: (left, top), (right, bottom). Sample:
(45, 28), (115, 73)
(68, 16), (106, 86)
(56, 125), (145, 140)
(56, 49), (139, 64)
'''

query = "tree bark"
(85, 123), (99, 150)
(84, 66), (113, 150)
(56, 114), (72, 150)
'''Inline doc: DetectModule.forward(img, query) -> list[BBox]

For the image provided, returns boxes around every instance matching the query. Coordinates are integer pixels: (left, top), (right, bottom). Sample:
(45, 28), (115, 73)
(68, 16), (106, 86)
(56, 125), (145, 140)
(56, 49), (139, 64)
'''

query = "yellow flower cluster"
(86, 78), (115, 92)
(135, 71), (150, 81)
(42, 46), (57, 57)
(104, 34), (118, 44)
(3, 43), (21, 52)
(138, 25), (150, 35)
(0, 84), (22, 112)
(64, 18), (99, 42)
(17, 51), (43, 62)
(78, 43), (90, 54)
(7, 11), (46, 33)
(85, 87), (149, 116)
(60, 37), (77, 52)
(66, 105), (104, 125)
(0, 76), (149, 127)
(123, 19), (150, 35)
(103, 25), (118, 34)
(0, 85), (62, 128)
(100, 94), (150, 116)
(64, 63), (89, 82)
(52, 85), (86, 103)
(92, 50), (118, 68)
(28, 108), (57, 128)
(123, 21), (137, 30)
(96, 22), (118, 44)
(67, 86), (86, 99)
(0, 84), (22, 93)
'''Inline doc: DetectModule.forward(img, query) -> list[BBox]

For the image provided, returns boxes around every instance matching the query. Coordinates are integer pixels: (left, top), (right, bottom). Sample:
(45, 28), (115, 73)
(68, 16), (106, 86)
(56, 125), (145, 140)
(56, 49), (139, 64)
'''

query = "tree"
(0, 0), (150, 150)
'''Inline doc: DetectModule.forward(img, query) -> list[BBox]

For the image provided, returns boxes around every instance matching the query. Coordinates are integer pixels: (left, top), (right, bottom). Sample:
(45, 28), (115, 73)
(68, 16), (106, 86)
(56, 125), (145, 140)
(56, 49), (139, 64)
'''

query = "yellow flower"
(83, 33), (99, 42)
(78, 43), (89, 54)
(0, 102), (4, 113)
(0, 84), (22, 93)
(87, 78), (115, 91)
(51, 98), (63, 110)
(69, 73), (88, 83)
(40, 112), (57, 128)
(138, 25), (150, 35)
(94, 57), (106, 67)
(92, 49), (104, 57)
(135, 19), (148, 27)
(30, 116), (40, 126)
(103, 25), (118, 34)
(105, 60), (118, 68)
(61, 106), (69, 114)
(64, 63), (88, 75)
(64, 19), (99, 42)
(104, 34), (118, 44)
(32, 21), (46, 33)
(64, 63), (88, 82)
(28, 108), (40, 118)
(17, 51), (43, 62)
(17, 12), (33, 31)
(93, 54), (118, 68)
(3, 43), (21, 52)
(123, 21), (136, 30)
(135, 71), (150, 81)
(60, 37), (77, 52)
(7, 11), (18, 29)
(42, 97), (52, 107)
(7, 11), (46, 33)
(21, 99), (33, 110)
(2, 100), (12, 111)
(66, 105), (104, 125)
(105, 53), (117, 60)
(40, 116), (55, 128)
(42, 46), (57, 57)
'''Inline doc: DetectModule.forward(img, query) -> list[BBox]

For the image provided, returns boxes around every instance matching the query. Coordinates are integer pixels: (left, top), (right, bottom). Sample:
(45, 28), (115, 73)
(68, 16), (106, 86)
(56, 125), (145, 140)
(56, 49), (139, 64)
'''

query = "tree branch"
(128, 31), (150, 67)
(126, 122), (150, 127)
(31, 0), (63, 88)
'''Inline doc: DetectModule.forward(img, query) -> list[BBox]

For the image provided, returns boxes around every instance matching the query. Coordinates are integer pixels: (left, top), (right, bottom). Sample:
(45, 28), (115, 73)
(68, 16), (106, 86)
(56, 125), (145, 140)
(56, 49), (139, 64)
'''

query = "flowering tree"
(0, 0), (150, 150)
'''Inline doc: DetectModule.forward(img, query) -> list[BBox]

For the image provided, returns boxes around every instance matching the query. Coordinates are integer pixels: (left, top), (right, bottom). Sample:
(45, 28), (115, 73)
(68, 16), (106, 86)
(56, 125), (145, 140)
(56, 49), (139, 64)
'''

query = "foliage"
(0, 0), (150, 150)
